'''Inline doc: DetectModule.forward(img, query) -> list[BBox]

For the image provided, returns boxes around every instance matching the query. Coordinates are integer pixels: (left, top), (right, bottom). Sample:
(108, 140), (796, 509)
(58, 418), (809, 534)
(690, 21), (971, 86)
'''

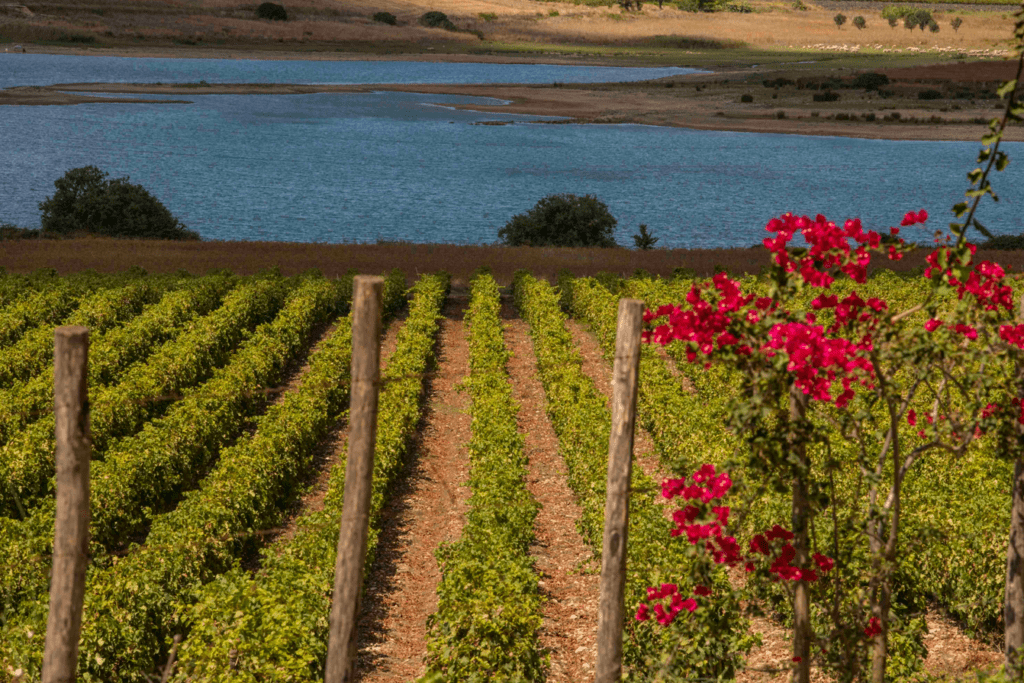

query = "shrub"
(256, 2), (287, 20)
(498, 194), (618, 248)
(951, 16), (963, 32)
(419, 10), (457, 29)
(918, 89), (943, 100)
(792, 0), (807, 10)
(740, 93), (754, 102)
(478, 11), (497, 20)
(853, 15), (866, 29)
(372, 11), (397, 24)
(979, 234), (1024, 250)
(834, 12), (846, 28)
(888, 16), (898, 28)
(39, 166), (199, 240)
(928, 19), (939, 32)
(776, 110), (786, 119)
(852, 72), (889, 90)
(632, 224), (659, 250)
(0, 223), (40, 240)
(813, 91), (840, 102)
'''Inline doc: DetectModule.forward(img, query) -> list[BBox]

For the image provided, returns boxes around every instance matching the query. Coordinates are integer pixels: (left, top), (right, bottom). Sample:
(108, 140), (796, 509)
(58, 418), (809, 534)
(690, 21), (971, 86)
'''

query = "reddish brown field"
(4, 237), (1024, 286)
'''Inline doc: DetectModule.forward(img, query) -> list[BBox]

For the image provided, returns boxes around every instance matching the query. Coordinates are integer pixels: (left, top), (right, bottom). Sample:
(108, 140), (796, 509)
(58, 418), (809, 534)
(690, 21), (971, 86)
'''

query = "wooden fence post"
(325, 275), (384, 683)
(595, 298), (644, 683)
(42, 326), (91, 683)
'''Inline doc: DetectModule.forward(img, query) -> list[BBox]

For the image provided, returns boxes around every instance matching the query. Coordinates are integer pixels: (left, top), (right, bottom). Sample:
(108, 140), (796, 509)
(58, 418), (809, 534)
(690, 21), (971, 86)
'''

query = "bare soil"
(502, 296), (602, 681)
(354, 295), (473, 683)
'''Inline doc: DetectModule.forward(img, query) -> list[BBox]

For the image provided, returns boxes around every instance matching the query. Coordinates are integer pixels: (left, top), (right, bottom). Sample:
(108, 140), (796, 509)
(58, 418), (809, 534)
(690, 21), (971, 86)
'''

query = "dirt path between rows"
(502, 297), (602, 681)
(354, 295), (472, 683)
(266, 311), (408, 548)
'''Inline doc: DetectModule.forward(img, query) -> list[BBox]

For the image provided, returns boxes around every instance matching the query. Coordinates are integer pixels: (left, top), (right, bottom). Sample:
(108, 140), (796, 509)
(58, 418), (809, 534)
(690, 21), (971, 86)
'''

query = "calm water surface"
(1, 56), (1020, 247)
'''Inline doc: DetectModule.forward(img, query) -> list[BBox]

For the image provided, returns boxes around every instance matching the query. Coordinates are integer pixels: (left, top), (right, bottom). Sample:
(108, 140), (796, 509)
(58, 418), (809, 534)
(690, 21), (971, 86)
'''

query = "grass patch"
(0, 23), (97, 44)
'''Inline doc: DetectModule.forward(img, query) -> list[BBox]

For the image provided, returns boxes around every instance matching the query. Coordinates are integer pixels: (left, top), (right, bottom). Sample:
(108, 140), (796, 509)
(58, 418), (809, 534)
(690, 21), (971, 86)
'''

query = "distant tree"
(834, 12), (846, 28)
(498, 194), (618, 248)
(372, 11), (397, 24)
(39, 166), (199, 240)
(853, 15), (866, 29)
(632, 224), (659, 250)
(256, 2), (287, 20)
(904, 13), (918, 29)
(951, 16), (963, 32)
(928, 19), (939, 32)
(888, 16), (898, 28)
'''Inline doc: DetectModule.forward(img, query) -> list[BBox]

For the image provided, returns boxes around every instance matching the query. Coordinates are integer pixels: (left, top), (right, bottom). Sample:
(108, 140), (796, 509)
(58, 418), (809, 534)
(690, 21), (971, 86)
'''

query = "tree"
(928, 19), (940, 32)
(888, 16), (898, 28)
(498, 193), (618, 247)
(853, 15), (866, 29)
(632, 224), (658, 250)
(256, 2), (287, 20)
(951, 16), (963, 32)
(39, 166), (199, 240)
(834, 12), (846, 28)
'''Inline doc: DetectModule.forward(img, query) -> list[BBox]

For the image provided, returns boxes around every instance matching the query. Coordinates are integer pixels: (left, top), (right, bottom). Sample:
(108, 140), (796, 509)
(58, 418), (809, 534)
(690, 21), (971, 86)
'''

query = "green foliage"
(0, 276), (234, 449)
(951, 16), (963, 31)
(928, 18), (940, 32)
(888, 16), (898, 27)
(423, 272), (545, 682)
(740, 93), (754, 103)
(256, 2), (287, 20)
(0, 286), (77, 349)
(478, 11), (498, 20)
(919, 89), (944, 100)
(372, 10), (397, 23)
(38, 166), (198, 240)
(814, 91), (840, 102)
(834, 12), (847, 28)
(633, 224), (659, 250)
(420, 10), (458, 29)
(979, 234), (1024, 250)
(852, 72), (889, 91)
(853, 15), (866, 29)
(172, 272), (443, 682)
(0, 278), (288, 524)
(498, 193), (618, 248)
(0, 277), (360, 680)
(0, 280), (160, 390)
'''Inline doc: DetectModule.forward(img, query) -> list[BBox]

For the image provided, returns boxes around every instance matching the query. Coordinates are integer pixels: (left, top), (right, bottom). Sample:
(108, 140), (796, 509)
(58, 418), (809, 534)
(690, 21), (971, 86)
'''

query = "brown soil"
(922, 608), (1002, 678)
(354, 295), (473, 683)
(502, 295), (602, 681)
(268, 312), (408, 547)
(11, 238), (1001, 286)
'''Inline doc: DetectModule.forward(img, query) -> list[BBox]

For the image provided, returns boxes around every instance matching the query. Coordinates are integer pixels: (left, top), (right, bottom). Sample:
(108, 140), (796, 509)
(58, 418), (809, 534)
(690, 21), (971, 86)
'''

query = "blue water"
(0, 53), (702, 88)
(1, 56), (1021, 247)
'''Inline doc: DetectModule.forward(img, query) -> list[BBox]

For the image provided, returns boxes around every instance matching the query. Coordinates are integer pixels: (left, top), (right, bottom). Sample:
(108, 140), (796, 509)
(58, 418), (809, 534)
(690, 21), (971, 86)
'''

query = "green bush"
(888, 16), (898, 27)
(813, 91), (840, 102)
(834, 12), (847, 27)
(256, 2), (287, 20)
(498, 193), (618, 248)
(632, 223), (659, 249)
(918, 89), (943, 100)
(39, 166), (198, 240)
(951, 16), (963, 31)
(853, 14), (866, 28)
(740, 93), (754, 102)
(979, 234), (1024, 250)
(852, 71), (890, 90)
(372, 10), (397, 23)
(419, 10), (457, 29)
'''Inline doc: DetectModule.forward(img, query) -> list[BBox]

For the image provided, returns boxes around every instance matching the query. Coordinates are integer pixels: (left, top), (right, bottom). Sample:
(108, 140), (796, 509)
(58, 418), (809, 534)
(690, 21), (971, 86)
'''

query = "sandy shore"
(6, 75), (1022, 142)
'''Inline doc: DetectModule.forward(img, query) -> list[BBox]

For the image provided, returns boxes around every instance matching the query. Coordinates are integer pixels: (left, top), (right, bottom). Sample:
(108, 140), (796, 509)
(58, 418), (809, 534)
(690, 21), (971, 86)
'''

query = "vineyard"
(0, 264), (1015, 682)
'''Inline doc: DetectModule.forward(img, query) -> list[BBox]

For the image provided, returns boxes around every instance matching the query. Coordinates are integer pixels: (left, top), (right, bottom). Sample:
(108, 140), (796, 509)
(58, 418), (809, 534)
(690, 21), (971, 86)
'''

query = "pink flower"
(907, 409), (917, 426)
(865, 617), (882, 637)
(694, 585), (712, 596)
(635, 603), (650, 621)
(924, 319), (943, 332)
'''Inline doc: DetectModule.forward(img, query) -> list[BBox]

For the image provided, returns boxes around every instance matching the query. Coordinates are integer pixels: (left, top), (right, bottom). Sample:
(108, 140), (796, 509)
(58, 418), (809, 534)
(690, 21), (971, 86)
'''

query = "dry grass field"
(0, 0), (1019, 60)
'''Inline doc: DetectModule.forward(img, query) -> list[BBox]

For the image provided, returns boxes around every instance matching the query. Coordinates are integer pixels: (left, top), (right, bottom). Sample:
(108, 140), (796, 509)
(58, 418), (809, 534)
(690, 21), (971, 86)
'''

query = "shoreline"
(5, 80), (1021, 142)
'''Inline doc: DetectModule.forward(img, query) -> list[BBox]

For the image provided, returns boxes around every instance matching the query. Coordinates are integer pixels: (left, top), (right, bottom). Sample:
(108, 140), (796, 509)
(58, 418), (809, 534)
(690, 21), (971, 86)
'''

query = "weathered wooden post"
(595, 298), (643, 683)
(325, 275), (384, 683)
(42, 326), (91, 683)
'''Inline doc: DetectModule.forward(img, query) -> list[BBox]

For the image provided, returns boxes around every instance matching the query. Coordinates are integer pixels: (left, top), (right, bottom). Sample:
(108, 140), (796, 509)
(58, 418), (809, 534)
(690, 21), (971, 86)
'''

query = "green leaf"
(996, 152), (1011, 172)
(997, 79), (1018, 99)
(952, 202), (969, 218)
(971, 218), (994, 239)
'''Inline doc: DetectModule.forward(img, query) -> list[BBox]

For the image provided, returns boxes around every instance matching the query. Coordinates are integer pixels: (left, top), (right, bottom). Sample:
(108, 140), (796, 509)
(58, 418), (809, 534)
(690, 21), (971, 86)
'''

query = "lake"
(1, 54), (1021, 248)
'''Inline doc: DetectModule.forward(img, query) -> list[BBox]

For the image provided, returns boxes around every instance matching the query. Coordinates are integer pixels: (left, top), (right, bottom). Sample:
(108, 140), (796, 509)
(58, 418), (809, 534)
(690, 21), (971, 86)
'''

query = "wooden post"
(325, 275), (384, 683)
(595, 298), (643, 683)
(42, 326), (91, 683)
